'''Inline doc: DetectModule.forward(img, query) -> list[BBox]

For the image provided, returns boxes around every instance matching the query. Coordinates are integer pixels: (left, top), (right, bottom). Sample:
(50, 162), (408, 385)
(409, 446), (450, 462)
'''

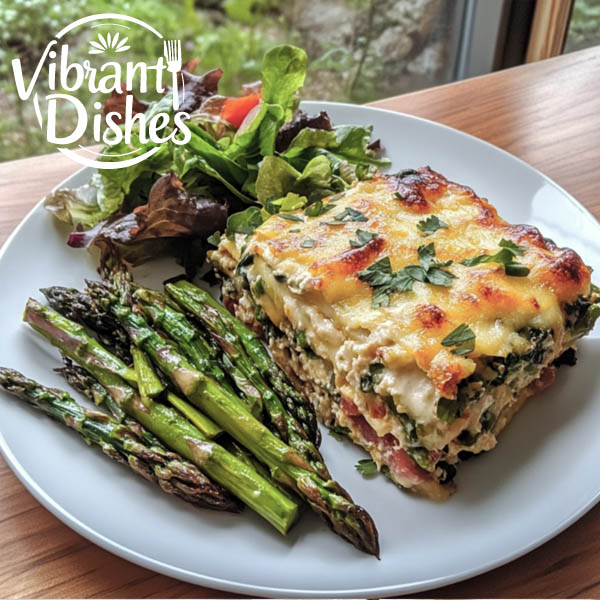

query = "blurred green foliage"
(0, 0), (454, 161)
(565, 0), (600, 53)
(0, 0), (285, 160)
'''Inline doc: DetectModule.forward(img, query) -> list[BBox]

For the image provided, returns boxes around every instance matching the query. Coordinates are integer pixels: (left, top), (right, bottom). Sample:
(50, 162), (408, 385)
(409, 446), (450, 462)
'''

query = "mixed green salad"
(45, 45), (389, 274)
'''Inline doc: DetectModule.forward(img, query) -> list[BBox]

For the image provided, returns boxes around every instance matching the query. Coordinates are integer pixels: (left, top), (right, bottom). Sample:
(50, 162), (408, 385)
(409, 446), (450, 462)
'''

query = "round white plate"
(1, 102), (599, 598)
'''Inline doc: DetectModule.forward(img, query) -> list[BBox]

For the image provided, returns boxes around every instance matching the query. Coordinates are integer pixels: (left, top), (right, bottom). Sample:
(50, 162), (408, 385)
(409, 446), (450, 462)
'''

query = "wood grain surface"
(0, 46), (599, 599)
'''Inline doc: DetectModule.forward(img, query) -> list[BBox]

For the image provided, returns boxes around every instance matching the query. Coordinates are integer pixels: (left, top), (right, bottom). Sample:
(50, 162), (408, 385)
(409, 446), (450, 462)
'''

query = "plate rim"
(1, 100), (599, 598)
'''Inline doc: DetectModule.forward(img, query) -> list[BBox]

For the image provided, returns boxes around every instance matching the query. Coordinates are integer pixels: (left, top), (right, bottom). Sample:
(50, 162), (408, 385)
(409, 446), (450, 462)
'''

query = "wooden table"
(1, 46), (599, 599)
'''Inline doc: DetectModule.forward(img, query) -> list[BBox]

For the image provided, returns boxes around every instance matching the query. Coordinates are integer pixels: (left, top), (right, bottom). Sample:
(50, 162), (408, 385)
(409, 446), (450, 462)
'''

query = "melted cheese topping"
(236, 169), (590, 402)
(211, 168), (592, 462)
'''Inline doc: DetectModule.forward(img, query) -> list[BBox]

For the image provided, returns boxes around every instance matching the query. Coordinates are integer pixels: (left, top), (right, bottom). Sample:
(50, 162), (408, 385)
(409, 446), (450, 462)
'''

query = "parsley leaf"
(305, 199), (336, 217)
(441, 323), (476, 355)
(499, 238), (525, 255)
(300, 239), (315, 248)
(426, 267), (456, 286)
(355, 458), (378, 477)
(417, 215), (448, 235)
(327, 207), (368, 225)
(418, 242), (435, 271)
(461, 239), (529, 276)
(329, 192), (346, 202)
(278, 213), (304, 223)
(350, 229), (378, 247)
(504, 262), (530, 276)
(417, 243), (456, 286)
(359, 244), (455, 307)
(358, 257), (414, 307)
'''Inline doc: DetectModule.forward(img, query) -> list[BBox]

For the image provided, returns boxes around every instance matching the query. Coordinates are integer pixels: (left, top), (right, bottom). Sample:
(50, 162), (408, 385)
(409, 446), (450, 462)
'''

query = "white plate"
(1, 102), (599, 598)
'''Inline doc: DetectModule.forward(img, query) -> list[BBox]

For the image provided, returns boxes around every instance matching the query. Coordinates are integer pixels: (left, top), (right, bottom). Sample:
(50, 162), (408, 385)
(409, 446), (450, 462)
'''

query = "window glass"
(564, 0), (600, 53)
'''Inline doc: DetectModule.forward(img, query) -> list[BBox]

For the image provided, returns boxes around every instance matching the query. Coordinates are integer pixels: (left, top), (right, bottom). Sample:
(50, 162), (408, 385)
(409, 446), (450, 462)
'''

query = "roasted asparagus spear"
(135, 286), (328, 478)
(23, 298), (301, 535)
(168, 280), (320, 445)
(0, 366), (241, 512)
(88, 283), (379, 556)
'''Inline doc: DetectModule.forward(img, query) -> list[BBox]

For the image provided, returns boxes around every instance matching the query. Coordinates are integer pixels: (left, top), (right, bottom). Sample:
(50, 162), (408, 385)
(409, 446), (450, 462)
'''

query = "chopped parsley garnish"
(278, 214), (304, 223)
(504, 262), (530, 277)
(355, 458), (378, 477)
(329, 192), (346, 202)
(417, 215), (448, 235)
(300, 239), (315, 248)
(358, 243), (456, 307)
(305, 200), (335, 217)
(327, 207), (368, 226)
(461, 238), (529, 277)
(358, 257), (415, 307)
(441, 323), (476, 355)
(350, 229), (378, 248)
(289, 228), (301, 233)
(394, 192), (405, 200)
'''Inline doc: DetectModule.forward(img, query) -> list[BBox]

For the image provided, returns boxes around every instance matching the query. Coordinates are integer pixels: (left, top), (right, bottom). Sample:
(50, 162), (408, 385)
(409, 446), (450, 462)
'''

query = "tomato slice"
(220, 92), (261, 128)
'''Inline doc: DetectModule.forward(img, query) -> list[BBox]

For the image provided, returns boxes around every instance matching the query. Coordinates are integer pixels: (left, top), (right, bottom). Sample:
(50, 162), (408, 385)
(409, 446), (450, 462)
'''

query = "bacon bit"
(352, 414), (380, 444)
(129, 227), (140, 236)
(369, 401), (387, 419)
(389, 447), (431, 483)
(527, 366), (556, 395)
(342, 407), (432, 484)
(531, 297), (540, 310)
(382, 433), (398, 448)
(415, 304), (446, 329)
(341, 396), (361, 416)
(429, 449), (444, 463)
(311, 236), (385, 278)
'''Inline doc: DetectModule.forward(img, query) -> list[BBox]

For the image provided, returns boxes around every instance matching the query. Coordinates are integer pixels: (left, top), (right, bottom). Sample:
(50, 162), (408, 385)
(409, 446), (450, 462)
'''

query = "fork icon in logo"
(163, 40), (182, 110)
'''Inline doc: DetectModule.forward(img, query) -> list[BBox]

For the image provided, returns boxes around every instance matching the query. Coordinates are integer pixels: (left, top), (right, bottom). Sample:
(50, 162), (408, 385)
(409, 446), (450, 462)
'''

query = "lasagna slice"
(210, 167), (599, 501)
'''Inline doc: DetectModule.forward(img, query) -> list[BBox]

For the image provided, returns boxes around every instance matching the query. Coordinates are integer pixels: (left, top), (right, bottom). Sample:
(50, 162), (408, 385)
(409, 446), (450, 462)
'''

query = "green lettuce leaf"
(255, 155), (335, 207)
(225, 206), (265, 238)
(44, 139), (172, 229)
(226, 45), (308, 161)
(284, 124), (390, 168)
